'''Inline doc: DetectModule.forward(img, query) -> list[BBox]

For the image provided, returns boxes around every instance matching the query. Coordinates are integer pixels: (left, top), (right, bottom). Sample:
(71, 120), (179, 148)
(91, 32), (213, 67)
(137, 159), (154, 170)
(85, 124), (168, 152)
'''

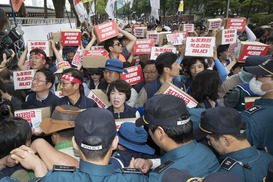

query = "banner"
(73, 0), (88, 23)
(105, 0), (117, 20)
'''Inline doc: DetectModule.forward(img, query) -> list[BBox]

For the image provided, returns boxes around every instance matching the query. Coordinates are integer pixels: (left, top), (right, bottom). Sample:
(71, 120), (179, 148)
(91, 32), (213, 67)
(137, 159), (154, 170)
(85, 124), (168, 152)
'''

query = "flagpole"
(65, 7), (72, 29)
(149, 0), (151, 30)
(9, 0), (17, 27)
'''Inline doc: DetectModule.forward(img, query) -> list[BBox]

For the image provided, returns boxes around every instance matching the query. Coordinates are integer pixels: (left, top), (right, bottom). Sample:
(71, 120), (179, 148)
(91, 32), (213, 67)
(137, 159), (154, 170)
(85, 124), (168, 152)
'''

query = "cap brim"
(193, 126), (207, 141)
(135, 117), (145, 127)
(98, 67), (128, 74)
(244, 65), (269, 75)
(40, 118), (75, 134)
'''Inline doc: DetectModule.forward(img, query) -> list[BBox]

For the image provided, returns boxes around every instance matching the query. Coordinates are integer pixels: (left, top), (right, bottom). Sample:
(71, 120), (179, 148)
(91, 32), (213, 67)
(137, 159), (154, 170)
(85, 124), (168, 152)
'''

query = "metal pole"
(149, 0), (151, 30)
(65, 7), (72, 29)
(225, 0), (230, 18)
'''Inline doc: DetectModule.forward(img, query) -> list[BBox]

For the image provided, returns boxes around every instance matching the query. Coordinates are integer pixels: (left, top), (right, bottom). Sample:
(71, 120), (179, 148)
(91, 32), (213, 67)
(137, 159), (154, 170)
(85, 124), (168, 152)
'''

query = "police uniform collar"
(161, 141), (195, 163)
(219, 146), (258, 162)
(79, 160), (115, 176)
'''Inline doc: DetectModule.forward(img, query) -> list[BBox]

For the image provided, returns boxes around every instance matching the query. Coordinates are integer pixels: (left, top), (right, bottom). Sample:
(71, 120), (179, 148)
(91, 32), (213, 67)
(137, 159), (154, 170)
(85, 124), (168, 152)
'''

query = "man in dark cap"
(11, 108), (148, 181)
(195, 107), (273, 182)
(241, 59), (273, 155)
(134, 94), (220, 181)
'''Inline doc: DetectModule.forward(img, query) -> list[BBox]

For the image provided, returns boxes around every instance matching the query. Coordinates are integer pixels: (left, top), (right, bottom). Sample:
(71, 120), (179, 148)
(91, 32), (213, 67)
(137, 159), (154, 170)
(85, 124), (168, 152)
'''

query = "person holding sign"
(107, 79), (140, 119)
(57, 68), (97, 109)
(135, 52), (185, 108)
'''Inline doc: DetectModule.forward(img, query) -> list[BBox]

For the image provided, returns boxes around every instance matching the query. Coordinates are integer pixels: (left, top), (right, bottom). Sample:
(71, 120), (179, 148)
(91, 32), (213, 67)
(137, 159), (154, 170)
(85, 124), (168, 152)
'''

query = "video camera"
(0, 26), (24, 66)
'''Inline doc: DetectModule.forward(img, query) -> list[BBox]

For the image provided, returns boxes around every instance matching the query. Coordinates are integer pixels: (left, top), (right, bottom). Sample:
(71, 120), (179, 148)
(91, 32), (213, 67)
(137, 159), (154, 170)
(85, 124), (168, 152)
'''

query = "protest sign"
(115, 118), (137, 130)
(134, 27), (147, 38)
(51, 32), (61, 43)
(185, 37), (215, 58)
(91, 46), (106, 51)
(82, 50), (108, 68)
(216, 29), (237, 45)
(28, 40), (53, 57)
(94, 20), (119, 42)
(150, 47), (177, 60)
(147, 32), (160, 45)
(121, 65), (144, 85)
(132, 23), (141, 34)
(133, 56), (140, 64)
(87, 89), (111, 108)
(156, 81), (198, 108)
(71, 47), (84, 67)
(207, 18), (222, 30)
(238, 42), (269, 62)
(183, 24), (194, 32)
(55, 91), (64, 98)
(61, 29), (81, 46)
(133, 39), (154, 55)
(167, 32), (188, 45)
(13, 70), (35, 90)
(24, 60), (30, 69)
(14, 107), (51, 132)
(227, 41), (241, 59)
(226, 18), (246, 32)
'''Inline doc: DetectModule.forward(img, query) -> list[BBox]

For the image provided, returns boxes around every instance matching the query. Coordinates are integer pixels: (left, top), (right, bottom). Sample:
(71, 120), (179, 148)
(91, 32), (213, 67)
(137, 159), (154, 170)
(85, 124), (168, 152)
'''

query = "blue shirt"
(148, 141), (220, 181)
(30, 160), (147, 182)
(220, 146), (273, 182)
(241, 99), (273, 155)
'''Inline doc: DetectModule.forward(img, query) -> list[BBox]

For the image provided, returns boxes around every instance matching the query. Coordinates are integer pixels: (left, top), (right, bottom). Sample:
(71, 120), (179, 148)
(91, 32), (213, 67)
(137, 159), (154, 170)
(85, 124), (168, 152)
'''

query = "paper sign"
(150, 47), (177, 60)
(24, 60), (30, 69)
(94, 20), (119, 42)
(61, 29), (81, 46)
(115, 118), (137, 130)
(185, 37), (215, 58)
(13, 70), (35, 90)
(133, 57), (140, 64)
(14, 107), (50, 132)
(91, 46), (106, 51)
(71, 48), (84, 67)
(228, 41), (241, 59)
(121, 65), (144, 85)
(238, 43), (269, 62)
(208, 18), (222, 30)
(216, 29), (237, 45)
(147, 32), (160, 45)
(183, 24), (194, 32)
(28, 40), (52, 57)
(133, 39), (154, 55)
(55, 91), (64, 98)
(87, 89), (111, 108)
(226, 18), (246, 31)
(56, 61), (71, 71)
(82, 50), (108, 68)
(132, 23), (141, 34)
(134, 27), (146, 38)
(167, 32), (188, 45)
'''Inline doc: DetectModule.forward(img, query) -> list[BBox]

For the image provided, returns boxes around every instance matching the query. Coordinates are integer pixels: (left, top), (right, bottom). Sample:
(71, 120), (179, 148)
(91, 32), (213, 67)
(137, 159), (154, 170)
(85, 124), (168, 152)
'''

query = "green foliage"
(96, 0), (108, 15)
(250, 14), (273, 25)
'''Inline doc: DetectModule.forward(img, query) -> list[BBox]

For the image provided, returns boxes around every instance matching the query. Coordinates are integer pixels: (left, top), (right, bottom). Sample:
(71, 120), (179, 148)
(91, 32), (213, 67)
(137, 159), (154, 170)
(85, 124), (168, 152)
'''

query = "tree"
(52, 0), (65, 18)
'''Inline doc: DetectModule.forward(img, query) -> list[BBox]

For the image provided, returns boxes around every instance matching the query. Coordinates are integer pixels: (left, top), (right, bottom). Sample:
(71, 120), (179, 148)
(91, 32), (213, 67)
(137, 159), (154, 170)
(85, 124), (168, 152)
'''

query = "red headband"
(62, 74), (82, 85)
(30, 52), (46, 60)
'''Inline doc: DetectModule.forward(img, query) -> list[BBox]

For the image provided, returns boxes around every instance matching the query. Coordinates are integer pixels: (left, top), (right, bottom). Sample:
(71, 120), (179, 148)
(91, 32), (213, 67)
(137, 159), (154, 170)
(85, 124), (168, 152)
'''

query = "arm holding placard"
(85, 28), (97, 51)
(245, 25), (256, 42)
(17, 46), (28, 71)
(117, 25), (137, 54)
(212, 46), (228, 82)
(225, 53), (238, 73)
(50, 40), (64, 63)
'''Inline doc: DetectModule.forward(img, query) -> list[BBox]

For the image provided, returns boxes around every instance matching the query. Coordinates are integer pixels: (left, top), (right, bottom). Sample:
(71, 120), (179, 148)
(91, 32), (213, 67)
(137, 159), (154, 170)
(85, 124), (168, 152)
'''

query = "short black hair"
(217, 45), (229, 58)
(148, 120), (193, 144)
(57, 128), (74, 140)
(143, 60), (156, 68)
(0, 8), (8, 32)
(63, 68), (84, 92)
(36, 68), (55, 88)
(192, 70), (221, 102)
(0, 117), (32, 158)
(80, 138), (111, 161)
(155, 52), (178, 75)
(209, 132), (246, 141)
(0, 67), (10, 80)
(30, 48), (47, 59)
(107, 79), (131, 102)
(104, 37), (118, 52)
(253, 27), (265, 39)
(184, 57), (208, 77)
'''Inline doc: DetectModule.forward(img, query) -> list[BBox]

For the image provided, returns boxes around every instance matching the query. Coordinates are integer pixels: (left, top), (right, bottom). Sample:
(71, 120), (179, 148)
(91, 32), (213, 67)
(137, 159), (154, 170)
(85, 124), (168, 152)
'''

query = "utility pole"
(225, 0), (230, 18)
(44, 0), (48, 18)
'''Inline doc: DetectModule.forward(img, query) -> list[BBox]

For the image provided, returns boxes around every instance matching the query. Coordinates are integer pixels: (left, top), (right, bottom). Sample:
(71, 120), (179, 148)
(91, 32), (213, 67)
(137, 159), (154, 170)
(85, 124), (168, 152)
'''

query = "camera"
(0, 26), (24, 65)
(0, 98), (10, 120)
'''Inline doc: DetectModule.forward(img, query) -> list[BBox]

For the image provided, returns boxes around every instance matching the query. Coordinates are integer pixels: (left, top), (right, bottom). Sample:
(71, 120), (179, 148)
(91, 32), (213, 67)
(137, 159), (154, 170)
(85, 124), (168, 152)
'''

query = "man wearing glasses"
(22, 68), (58, 114)
(241, 59), (273, 155)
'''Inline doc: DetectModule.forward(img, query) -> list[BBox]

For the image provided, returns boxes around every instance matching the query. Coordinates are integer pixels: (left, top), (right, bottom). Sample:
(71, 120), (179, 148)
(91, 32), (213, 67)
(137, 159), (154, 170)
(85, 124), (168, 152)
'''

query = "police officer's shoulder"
(244, 105), (262, 115)
(115, 168), (148, 181)
(152, 161), (174, 174)
(220, 157), (239, 171)
(116, 167), (143, 174)
(52, 165), (76, 173)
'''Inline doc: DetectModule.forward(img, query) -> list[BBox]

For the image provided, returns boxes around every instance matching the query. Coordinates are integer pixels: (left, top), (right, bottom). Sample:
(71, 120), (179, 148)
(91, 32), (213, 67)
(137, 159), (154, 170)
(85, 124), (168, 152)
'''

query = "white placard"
(150, 47), (177, 60)
(13, 70), (35, 90)
(14, 109), (42, 132)
(185, 37), (215, 57)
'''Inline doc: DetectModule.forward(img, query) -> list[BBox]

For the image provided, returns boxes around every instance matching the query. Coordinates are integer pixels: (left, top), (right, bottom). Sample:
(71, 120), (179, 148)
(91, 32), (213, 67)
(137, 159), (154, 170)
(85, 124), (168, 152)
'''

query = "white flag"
(89, 1), (95, 16)
(105, 0), (117, 20)
(73, 0), (88, 23)
(150, 0), (160, 20)
(130, 0), (133, 8)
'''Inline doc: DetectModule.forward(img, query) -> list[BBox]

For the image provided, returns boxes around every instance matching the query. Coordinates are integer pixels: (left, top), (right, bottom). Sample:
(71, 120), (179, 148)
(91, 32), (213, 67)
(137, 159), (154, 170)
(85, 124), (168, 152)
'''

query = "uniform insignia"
(152, 161), (174, 174)
(245, 105), (262, 115)
(121, 168), (143, 174)
(52, 165), (76, 172)
(220, 157), (238, 171)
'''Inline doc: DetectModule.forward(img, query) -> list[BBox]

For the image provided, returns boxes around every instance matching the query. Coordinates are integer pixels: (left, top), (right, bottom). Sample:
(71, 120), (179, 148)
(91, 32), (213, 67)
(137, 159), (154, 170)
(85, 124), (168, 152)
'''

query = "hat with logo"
(244, 59), (273, 75)
(40, 105), (81, 134)
(117, 122), (155, 155)
(98, 59), (128, 73)
(135, 94), (191, 127)
(194, 107), (244, 140)
(74, 108), (116, 150)
(54, 61), (71, 74)
(162, 168), (241, 182)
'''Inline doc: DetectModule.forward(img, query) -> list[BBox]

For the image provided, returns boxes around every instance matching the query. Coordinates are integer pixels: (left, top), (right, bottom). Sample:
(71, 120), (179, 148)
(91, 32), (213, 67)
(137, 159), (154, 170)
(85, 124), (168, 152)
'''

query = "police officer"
(241, 59), (273, 155)
(11, 108), (148, 182)
(134, 94), (220, 181)
(195, 107), (273, 182)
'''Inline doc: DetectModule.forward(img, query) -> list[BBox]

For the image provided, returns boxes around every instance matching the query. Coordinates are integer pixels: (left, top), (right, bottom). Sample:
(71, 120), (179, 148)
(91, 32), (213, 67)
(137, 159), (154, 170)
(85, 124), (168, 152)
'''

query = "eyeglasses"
(59, 82), (73, 87)
(143, 71), (158, 75)
(113, 43), (121, 47)
(32, 78), (47, 82)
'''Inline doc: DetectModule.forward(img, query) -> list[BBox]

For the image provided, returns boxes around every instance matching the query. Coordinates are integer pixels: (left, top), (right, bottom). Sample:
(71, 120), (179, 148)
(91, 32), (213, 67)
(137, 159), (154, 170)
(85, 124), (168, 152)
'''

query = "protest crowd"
(1, 6), (273, 182)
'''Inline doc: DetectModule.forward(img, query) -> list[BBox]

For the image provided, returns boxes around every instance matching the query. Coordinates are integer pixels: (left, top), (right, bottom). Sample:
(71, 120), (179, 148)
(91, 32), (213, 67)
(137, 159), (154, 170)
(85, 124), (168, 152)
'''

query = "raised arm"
(17, 46), (28, 71)
(117, 25), (137, 53)
(50, 40), (64, 63)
